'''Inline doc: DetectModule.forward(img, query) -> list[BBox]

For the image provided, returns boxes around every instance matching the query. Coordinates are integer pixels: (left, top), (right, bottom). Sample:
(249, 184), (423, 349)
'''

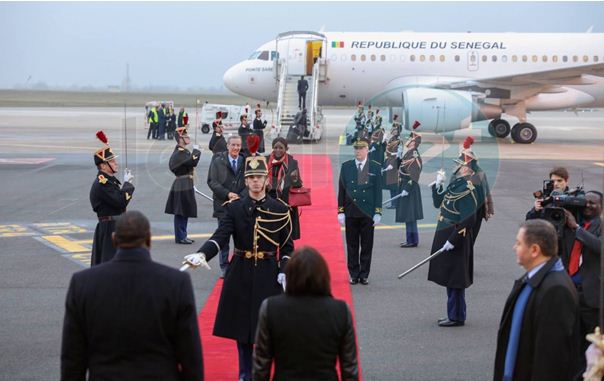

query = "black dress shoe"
(349, 278), (359, 285)
(400, 242), (418, 248)
(184, 238), (195, 243)
(176, 239), (193, 245)
(359, 278), (369, 285)
(437, 317), (448, 324)
(438, 319), (465, 327)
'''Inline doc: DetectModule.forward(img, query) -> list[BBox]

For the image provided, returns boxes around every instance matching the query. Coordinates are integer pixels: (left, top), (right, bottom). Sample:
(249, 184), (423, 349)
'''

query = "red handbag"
(288, 187), (312, 207)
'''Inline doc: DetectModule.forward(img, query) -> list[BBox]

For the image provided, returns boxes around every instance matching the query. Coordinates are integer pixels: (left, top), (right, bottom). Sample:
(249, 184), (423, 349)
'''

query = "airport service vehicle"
(223, 31), (604, 143)
(198, 103), (246, 133)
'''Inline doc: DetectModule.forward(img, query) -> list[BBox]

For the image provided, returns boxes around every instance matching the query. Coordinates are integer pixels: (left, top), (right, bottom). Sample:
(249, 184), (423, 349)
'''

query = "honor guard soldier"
(428, 137), (479, 327)
(90, 131), (135, 266)
(396, 121), (424, 248)
(391, 113), (402, 137)
(353, 102), (367, 142)
(368, 110), (386, 166)
(365, 104), (375, 133)
(382, 123), (401, 209)
(164, 126), (201, 244)
(338, 138), (383, 285)
(184, 154), (293, 381)
(462, 137), (494, 241)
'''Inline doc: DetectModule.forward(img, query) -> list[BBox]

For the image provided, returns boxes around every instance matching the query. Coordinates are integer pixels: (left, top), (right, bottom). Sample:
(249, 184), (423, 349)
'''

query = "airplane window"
(542, 55), (548, 62)
(492, 55), (498, 62)
(351, 54), (356, 61)
(429, 55), (435, 62)
(341, 54), (347, 62)
(502, 55), (508, 63)
(439, 55), (445, 62)
(248, 51), (261, 60)
(552, 55), (558, 63)
(270, 51), (279, 61)
(258, 51), (269, 60)
(370, 54), (376, 61)
(481, 55), (487, 62)
(331, 55), (338, 61)
(522, 55), (528, 62)
(563, 55), (568, 62)
(595, 56), (600, 62)
(380, 54), (386, 62)
(573, 55), (578, 62)
(361, 54), (366, 62)
(420, 55), (426, 62)
(512, 55), (518, 62)
(583, 55), (589, 62)
(400, 55), (406, 62)
(390, 54), (395, 62)
(454, 55), (460, 62)
(410, 55), (415, 62)
(531, 55), (537, 62)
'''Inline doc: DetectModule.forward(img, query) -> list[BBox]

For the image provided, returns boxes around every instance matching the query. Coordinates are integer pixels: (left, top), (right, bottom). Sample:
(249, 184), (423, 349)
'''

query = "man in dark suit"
(238, 114), (252, 156)
(338, 138), (383, 285)
(297, 75), (309, 109)
(61, 211), (204, 381)
(164, 127), (201, 244)
(207, 135), (246, 275)
(252, 109), (267, 153)
(157, 103), (166, 140)
(562, 190), (602, 376)
(493, 219), (579, 381)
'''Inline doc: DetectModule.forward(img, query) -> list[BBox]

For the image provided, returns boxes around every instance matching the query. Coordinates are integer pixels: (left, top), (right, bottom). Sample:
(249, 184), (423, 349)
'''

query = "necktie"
(231, 159), (237, 172)
(568, 221), (592, 276)
(357, 163), (362, 173)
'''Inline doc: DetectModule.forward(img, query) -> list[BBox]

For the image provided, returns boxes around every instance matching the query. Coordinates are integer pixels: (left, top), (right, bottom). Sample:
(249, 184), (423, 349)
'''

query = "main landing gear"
(487, 119), (537, 144)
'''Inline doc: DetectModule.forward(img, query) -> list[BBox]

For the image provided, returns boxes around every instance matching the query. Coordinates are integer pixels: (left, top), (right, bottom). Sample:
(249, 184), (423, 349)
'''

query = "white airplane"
(223, 31), (604, 143)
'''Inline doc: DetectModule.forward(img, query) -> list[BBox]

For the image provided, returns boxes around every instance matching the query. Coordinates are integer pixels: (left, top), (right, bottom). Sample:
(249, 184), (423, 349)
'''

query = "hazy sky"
(1, 1), (603, 90)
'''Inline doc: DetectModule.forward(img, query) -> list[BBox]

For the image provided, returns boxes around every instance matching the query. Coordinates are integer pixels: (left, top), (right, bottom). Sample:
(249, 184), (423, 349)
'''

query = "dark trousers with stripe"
(345, 216), (375, 280)
(237, 341), (253, 381)
(447, 287), (466, 322)
(173, 215), (188, 242)
(405, 221), (419, 245)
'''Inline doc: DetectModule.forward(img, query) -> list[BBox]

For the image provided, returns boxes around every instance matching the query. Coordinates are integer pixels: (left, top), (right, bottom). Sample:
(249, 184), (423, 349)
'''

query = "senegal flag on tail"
(331, 41), (345, 48)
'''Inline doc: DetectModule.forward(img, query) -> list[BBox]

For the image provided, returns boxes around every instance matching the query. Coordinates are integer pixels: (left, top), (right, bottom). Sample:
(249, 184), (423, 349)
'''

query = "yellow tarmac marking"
(32, 222), (87, 235)
(65, 253), (91, 267)
(0, 224), (35, 237)
(594, 162), (604, 168)
(41, 235), (90, 253)
(73, 232), (213, 245)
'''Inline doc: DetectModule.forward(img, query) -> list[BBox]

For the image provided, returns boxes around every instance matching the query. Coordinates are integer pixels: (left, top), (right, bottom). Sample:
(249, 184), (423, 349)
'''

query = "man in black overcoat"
(164, 127), (201, 244)
(184, 155), (293, 381)
(428, 139), (479, 327)
(252, 109), (267, 153)
(493, 219), (579, 381)
(90, 131), (135, 266)
(338, 138), (383, 285)
(396, 122), (424, 248)
(61, 211), (204, 381)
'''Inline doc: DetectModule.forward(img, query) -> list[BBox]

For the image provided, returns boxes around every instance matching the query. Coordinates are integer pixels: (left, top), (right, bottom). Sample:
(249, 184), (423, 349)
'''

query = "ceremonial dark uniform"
(90, 172), (134, 266)
(469, 165), (494, 242)
(382, 136), (400, 207)
(428, 176), (478, 323)
(197, 193), (293, 381)
(352, 110), (366, 144)
(395, 145), (424, 246)
(164, 145), (201, 242)
(368, 128), (385, 166)
(253, 117), (267, 153)
(338, 158), (383, 282)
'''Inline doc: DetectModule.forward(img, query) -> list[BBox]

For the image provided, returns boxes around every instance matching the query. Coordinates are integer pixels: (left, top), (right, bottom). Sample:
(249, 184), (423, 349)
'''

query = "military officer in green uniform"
(90, 131), (135, 266)
(428, 137), (479, 327)
(338, 138), (383, 285)
(164, 126), (201, 244)
(396, 121), (424, 247)
(184, 154), (293, 381)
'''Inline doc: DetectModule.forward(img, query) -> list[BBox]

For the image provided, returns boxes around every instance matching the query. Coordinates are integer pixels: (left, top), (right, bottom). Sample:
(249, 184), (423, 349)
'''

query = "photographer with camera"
(526, 167), (570, 220)
(562, 190), (603, 378)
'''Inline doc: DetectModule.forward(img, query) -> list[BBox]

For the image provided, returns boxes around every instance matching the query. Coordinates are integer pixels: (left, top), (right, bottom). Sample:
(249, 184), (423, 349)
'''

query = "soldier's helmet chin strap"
(105, 160), (117, 175)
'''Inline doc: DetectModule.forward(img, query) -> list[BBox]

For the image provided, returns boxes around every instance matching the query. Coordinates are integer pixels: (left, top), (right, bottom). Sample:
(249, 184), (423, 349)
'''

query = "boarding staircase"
(275, 59), (326, 142)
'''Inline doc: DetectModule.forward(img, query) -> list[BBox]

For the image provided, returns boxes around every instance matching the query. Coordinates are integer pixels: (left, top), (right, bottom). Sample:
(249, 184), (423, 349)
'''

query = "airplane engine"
(401, 88), (501, 133)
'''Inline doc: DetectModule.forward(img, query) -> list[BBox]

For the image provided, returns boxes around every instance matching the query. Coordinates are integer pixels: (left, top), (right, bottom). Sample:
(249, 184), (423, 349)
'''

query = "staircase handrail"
(275, 59), (288, 131)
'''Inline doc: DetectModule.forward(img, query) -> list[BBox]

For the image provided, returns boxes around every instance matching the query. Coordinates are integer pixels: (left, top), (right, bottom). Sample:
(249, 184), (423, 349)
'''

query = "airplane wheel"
(489, 119), (510, 138)
(511, 123), (521, 141)
(511, 123), (537, 144)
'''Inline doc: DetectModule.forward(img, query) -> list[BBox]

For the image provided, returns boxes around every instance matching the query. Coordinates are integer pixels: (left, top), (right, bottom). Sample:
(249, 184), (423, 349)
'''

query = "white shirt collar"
(355, 158), (367, 169)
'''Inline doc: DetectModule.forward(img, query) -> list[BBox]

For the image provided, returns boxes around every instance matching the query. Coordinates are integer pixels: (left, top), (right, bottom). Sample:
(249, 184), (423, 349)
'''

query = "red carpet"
(198, 154), (360, 380)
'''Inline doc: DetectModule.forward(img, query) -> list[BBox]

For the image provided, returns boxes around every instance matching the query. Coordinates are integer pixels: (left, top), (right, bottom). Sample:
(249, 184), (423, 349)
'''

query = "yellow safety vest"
(149, 107), (158, 123)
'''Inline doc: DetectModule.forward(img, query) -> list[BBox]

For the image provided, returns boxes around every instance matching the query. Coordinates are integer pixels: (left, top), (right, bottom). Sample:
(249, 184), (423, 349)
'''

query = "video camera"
(533, 180), (586, 235)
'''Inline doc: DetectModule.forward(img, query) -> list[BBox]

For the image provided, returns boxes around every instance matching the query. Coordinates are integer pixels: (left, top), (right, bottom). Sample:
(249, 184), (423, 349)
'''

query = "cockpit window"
(248, 50), (278, 61)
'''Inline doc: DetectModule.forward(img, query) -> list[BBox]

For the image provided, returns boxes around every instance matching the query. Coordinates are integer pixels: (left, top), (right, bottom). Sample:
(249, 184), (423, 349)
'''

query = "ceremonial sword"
(382, 189), (407, 206)
(193, 186), (214, 202)
(397, 248), (446, 279)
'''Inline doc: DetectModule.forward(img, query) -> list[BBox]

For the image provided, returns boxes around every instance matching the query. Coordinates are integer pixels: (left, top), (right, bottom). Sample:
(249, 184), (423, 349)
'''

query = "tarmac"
(0, 106), (603, 380)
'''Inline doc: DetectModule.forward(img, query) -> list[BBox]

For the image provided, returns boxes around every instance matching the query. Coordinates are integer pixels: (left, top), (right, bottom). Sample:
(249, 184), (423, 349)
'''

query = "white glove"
(400, 190), (409, 197)
(182, 253), (211, 271)
(123, 169), (134, 183)
(337, 213), (345, 226)
(436, 170), (446, 186)
(368, 147), (376, 153)
(193, 144), (200, 150)
(381, 164), (393, 173)
(585, 343), (602, 373)
(277, 273), (286, 291)
(441, 241), (455, 251)
(373, 214), (381, 226)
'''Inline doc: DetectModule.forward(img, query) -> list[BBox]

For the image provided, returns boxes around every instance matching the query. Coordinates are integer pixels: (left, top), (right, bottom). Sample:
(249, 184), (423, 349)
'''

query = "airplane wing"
(440, 63), (604, 97)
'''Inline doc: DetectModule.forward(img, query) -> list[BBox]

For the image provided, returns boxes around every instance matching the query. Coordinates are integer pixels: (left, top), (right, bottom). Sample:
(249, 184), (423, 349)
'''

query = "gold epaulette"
(177, 147), (186, 151)
(98, 174), (108, 184)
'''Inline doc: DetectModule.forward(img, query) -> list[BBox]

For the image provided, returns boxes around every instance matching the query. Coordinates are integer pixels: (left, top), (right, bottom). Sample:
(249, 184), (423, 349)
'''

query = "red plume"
(246, 134), (260, 155)
(463, 136), (475, 149)
(412, 120), (421, 130)
(96, 130), (108, 144)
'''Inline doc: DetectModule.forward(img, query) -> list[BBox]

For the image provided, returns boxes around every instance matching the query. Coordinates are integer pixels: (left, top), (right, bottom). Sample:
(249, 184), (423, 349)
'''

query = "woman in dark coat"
(253, 246), (359, 381)
(266, 137), (303, 240)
